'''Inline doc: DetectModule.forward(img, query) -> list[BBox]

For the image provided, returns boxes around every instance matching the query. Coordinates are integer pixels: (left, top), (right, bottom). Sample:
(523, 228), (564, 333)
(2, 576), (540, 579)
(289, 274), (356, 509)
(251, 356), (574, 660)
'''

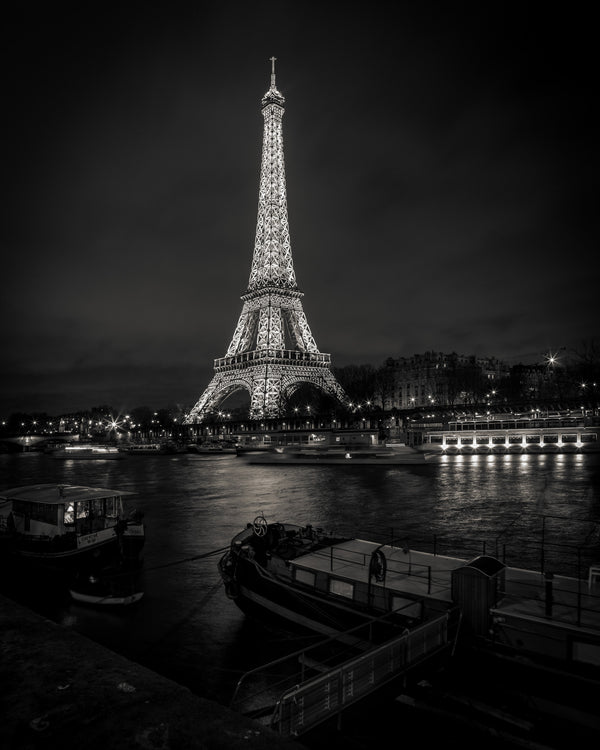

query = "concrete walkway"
(0, 594), (305, 750)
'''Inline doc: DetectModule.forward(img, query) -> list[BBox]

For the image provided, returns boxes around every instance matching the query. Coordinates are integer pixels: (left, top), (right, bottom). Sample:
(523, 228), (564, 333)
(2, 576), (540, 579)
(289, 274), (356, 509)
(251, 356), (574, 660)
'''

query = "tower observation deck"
(185, 59), (348, 423)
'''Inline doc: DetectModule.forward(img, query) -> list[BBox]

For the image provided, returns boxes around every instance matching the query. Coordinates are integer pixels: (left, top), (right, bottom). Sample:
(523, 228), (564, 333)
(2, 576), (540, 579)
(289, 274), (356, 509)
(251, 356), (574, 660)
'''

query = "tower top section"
(248, 56), (296, 292)
(262, 56), (285, 108)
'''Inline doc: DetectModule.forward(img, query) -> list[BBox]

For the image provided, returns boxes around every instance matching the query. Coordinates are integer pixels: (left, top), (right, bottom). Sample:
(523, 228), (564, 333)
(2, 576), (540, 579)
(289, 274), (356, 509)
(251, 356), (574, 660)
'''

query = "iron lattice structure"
(185, 60), (348, 423)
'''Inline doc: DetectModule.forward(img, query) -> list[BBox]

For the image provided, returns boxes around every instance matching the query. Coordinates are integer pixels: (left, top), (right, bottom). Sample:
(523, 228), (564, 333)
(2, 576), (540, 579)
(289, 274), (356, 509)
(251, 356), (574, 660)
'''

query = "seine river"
(2, 450), (599, 746)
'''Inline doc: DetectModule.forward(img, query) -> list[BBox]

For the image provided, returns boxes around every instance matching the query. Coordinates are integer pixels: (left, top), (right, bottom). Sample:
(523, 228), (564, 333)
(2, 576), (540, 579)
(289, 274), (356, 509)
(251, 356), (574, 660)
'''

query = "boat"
(0, 484), (145, 588)
(241, 444), (433, 465)
(219, 517), (457, 645)
(124, 442), (182, 455)
(219, 516), (600, 680)
(69, 567), (144, 606)
(235, 437), (278, 455)
(125, 443), (165, 454)
(187, 441), (238, 455)
(49, 444), (125, 460)
(413, 412), (600, 455)
(69, 588), (144, 606)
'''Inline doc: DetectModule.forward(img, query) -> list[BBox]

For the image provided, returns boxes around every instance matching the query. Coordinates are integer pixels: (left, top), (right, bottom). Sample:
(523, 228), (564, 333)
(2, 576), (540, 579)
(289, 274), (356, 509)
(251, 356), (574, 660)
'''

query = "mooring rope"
(143, 545), (230, 573)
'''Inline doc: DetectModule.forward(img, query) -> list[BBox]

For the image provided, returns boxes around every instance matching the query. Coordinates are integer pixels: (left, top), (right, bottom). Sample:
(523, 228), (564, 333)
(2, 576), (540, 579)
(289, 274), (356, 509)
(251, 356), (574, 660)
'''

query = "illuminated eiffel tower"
(185, 59), (348, 423)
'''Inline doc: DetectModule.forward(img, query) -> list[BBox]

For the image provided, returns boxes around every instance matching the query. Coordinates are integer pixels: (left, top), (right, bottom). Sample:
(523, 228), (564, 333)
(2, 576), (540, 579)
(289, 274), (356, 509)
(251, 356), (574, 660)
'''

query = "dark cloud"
(1, 2), (597, 414)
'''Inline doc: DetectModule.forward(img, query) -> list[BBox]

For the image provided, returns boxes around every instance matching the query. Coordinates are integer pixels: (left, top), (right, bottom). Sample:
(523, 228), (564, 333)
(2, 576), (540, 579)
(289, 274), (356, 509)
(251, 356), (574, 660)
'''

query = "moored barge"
(0, 484), (145, 599)
(220, 516), (600, 676)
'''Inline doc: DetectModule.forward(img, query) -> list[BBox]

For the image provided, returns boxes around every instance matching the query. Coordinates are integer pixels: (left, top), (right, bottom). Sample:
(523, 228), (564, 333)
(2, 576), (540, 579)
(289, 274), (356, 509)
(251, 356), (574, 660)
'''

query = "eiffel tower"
(185, 59), (348, 423)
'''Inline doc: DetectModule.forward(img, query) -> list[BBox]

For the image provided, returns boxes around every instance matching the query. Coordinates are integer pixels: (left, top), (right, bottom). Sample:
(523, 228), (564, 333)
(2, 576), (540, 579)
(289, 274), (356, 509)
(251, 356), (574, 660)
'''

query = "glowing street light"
(543, 350), (563, 367)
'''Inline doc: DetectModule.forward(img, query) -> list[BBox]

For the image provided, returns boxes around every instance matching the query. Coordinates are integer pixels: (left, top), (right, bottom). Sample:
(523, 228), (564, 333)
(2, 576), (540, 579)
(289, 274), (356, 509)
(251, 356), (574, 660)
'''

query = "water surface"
(1, 451), (599, 727)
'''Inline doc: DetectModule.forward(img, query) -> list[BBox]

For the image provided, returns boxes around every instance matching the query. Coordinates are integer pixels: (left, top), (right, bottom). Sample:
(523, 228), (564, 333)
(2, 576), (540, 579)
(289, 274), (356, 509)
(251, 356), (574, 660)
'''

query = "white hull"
(69, 589), (144, 606)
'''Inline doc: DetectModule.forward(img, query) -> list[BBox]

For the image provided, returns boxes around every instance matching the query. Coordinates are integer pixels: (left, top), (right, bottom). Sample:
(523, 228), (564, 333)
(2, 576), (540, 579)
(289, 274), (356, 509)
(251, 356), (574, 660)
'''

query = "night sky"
(2, 2), (597, 415)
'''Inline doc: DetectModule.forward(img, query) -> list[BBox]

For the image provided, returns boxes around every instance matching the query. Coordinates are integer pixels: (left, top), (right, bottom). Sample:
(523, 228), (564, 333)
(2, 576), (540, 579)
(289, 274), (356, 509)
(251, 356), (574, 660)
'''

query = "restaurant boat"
(241, 444), (433, 466)
(219, 516), (600, 677)
(411, 412), (600, 455)
(50, 444), (125, 460)
(0, 484), (145, 587)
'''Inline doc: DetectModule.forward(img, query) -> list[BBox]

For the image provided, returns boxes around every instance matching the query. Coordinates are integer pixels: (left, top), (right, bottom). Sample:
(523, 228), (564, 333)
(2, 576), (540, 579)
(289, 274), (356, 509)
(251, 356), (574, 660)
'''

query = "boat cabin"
(0, 484), (131, 540)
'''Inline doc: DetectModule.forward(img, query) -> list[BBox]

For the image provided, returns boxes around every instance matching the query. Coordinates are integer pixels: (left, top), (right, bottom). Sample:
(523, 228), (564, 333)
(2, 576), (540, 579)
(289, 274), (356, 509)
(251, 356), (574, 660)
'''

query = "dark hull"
(0, 532), (145, 590)
(246, 455), (431, 465)
(244, 447), (432, 465)
(69, 562), (144, 606)
(220, 553), (411, 644)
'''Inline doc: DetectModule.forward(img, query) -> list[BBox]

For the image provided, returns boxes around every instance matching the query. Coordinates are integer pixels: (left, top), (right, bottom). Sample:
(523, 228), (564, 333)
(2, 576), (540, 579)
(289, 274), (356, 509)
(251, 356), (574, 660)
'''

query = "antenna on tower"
(270, 56), (277, 88)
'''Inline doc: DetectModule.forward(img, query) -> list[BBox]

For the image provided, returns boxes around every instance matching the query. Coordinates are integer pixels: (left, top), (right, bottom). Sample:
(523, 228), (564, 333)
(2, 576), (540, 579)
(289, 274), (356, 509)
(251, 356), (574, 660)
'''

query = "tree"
(333, 364), (377, 405)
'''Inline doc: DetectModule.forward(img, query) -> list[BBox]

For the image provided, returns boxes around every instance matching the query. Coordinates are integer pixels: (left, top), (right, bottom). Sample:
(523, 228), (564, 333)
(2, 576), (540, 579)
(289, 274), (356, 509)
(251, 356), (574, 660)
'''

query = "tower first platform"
(185, 60), (347, 423)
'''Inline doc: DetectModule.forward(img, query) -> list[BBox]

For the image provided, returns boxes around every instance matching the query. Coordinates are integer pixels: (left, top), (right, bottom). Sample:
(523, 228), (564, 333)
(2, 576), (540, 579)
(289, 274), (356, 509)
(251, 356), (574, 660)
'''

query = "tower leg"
(250, 366), (283, 417)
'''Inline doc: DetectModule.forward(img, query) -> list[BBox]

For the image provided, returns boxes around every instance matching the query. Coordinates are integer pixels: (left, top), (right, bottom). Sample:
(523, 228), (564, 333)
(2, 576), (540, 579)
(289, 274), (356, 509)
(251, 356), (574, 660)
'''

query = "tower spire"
(184, 63), (347, 423)
(262, 57), (285, 108)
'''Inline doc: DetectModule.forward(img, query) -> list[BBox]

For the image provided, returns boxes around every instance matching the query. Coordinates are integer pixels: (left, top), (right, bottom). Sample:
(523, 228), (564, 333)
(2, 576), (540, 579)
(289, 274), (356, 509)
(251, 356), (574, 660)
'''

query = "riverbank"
(0, 594), (304, 750)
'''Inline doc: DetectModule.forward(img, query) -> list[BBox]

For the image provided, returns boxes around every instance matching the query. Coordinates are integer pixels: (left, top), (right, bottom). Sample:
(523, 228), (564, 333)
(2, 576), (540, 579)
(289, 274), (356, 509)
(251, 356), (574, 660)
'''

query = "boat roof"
(294, 538), (465, 602)
(0, 484), (134, 505)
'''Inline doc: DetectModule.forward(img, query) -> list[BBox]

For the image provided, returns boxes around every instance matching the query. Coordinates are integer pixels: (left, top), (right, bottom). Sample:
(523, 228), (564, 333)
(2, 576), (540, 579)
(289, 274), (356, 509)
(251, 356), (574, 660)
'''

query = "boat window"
(572, 640), (600, 667)
(460, 437), (473, 445)
(35, 503), (58, 525)
(11, 500), (28, 516)
(12, 500), (58, 526)
(476, 437), (489, 445)
(581, 433), (597, 443)
(64, 502), (75, 525)
(295, 569), (316, 587)
(543, 435), (558, 444)
(329, 578), (354, 599)
(91, 498), (106, 517)
(561, 434), (577, 443)
(105, 497), (122, 518)
(76, 502), (89, 519)
(526, 435), (541, 444)
(390, 595), (422, 619)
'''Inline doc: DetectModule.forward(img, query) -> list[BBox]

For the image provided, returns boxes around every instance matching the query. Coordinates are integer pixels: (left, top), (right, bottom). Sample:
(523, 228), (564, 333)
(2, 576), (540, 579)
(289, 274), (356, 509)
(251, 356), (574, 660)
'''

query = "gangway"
(231, 608), (460, 738)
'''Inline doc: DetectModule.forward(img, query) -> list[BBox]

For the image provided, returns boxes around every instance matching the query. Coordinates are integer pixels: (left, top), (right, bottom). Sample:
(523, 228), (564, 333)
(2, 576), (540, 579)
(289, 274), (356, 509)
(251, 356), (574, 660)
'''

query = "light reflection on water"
(1, 450), (599, 706)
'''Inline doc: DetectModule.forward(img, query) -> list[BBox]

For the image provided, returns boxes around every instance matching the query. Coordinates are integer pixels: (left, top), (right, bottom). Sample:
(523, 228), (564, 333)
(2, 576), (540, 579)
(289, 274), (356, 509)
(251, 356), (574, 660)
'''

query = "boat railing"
(311, 543), (439, 595)
(270, 612), (456, 737)
(498, 568), (600, 629)
(230, 608), (460, 737)
(381, 529), (600, 627)
(325, 544), (369, 570)
(385, 521), (599, 581)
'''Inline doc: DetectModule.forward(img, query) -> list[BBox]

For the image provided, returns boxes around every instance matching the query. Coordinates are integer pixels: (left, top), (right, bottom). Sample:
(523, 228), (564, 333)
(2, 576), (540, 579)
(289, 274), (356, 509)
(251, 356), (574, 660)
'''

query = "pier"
(0, 594), (304, 750)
